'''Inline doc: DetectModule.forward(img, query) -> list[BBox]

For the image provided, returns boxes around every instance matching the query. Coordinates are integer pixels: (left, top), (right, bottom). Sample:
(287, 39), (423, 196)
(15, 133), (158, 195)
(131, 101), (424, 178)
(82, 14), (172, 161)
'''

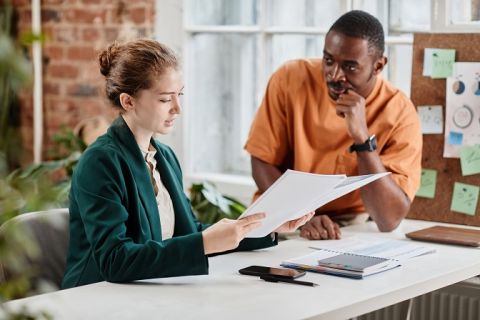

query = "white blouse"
(141, 146), (175, 240)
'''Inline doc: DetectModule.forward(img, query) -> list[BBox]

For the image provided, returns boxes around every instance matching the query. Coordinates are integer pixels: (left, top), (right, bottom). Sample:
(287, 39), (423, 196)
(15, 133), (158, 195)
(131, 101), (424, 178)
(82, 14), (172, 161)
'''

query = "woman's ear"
(373, 56), (388, 75)
(119, 93), (135, 112)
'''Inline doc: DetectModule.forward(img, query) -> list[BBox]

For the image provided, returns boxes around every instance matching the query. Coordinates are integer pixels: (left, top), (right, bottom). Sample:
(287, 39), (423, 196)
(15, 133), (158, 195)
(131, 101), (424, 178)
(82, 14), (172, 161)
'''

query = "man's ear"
(373, 56), (387, 75)
(119, 93), (135, 112)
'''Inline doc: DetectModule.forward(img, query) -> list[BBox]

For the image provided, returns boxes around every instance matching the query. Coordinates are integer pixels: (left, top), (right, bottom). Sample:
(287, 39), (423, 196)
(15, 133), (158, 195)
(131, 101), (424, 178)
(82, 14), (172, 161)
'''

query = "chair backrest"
(0, 208), (70, 291)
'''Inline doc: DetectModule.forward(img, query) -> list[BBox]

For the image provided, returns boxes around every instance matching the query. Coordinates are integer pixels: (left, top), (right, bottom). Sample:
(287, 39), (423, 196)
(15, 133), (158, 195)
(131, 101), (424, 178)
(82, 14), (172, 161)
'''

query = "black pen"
(260, 275), (318, 287)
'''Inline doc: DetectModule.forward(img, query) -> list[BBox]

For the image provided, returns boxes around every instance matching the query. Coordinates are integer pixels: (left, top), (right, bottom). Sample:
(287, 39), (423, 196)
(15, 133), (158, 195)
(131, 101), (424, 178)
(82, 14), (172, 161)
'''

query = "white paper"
(309, 235), (436, 262)
(301, 172), (391, 215)
(422, 48), (434, 76)
(417, 105), (443, 134)
(281, 236), (435, 277)
(239, 170), (390, 238)
(444, 62), (480, 158)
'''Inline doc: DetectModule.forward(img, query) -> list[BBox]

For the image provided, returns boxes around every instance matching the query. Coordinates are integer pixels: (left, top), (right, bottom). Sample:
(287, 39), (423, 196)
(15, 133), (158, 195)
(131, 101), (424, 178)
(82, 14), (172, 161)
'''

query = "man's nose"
(329, 64), (345, 81)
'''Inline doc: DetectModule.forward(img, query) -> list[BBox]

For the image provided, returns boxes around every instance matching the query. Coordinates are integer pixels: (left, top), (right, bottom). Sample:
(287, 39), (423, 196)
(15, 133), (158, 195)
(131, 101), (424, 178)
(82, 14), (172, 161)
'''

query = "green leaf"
(19, 32), (46, 46)
(189, 181), (246, 224)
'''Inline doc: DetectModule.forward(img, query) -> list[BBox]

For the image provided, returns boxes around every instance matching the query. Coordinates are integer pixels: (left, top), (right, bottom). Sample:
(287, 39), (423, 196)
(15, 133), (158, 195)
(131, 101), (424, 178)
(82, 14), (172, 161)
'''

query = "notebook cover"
(317, 253), (390, 272)
(406, 225), (480, 247)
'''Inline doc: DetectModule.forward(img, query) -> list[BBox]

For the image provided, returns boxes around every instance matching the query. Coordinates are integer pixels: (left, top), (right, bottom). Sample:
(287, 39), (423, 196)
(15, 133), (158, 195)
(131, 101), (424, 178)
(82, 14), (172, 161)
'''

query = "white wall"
(154, 0), (184, 165)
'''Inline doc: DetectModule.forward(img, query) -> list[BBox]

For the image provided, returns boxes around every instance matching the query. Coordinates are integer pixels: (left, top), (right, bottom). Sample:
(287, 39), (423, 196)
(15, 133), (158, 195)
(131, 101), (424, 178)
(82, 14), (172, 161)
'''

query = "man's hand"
(336, 90), (369, 143)
(300, 215), (341, 240)
(274, 212), (315, 233)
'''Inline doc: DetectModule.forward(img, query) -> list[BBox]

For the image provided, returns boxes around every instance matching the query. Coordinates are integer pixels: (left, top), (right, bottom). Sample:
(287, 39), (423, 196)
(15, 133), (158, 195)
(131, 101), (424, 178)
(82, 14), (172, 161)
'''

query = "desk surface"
(4, 219), (480, 320)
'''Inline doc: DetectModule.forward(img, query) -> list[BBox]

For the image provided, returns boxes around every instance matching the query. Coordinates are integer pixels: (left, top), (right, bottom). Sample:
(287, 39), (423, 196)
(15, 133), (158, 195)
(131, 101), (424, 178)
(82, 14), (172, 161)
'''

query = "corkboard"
(408, 33), (480, 226)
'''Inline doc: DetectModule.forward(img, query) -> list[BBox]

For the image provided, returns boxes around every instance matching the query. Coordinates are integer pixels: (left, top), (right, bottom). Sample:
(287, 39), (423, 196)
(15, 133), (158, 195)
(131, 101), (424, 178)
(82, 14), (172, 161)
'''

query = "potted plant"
(190, 181), (246, 224)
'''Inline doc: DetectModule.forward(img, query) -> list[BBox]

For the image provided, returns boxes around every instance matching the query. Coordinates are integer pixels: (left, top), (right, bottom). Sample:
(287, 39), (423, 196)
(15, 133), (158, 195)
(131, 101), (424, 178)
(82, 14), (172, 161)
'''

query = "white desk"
(4, 219), (480, 320)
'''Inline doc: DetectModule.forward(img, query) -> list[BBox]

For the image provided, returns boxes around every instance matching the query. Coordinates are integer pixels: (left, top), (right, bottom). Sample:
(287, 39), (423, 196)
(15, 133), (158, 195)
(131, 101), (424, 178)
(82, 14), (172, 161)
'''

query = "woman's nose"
(171, 96), (181, 114)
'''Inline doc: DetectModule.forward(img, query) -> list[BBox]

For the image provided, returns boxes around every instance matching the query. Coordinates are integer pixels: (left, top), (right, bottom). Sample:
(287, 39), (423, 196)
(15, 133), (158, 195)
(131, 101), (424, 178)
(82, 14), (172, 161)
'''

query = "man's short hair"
(328, 10), (385, 56)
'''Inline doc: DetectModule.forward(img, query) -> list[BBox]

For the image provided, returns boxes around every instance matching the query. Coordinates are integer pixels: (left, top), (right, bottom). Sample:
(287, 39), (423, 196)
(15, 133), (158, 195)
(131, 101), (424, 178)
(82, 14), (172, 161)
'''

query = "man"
(244, 10), (422, 240)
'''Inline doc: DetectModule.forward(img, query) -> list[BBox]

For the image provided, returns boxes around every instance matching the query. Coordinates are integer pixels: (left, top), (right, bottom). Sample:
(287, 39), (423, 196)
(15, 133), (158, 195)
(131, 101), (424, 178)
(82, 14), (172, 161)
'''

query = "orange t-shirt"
(244, 59), (422, 217)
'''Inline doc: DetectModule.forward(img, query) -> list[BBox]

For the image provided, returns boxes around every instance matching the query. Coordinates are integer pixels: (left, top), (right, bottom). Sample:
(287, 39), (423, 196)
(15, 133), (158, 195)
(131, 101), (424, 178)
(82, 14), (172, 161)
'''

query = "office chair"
(0, 208), (70, 292)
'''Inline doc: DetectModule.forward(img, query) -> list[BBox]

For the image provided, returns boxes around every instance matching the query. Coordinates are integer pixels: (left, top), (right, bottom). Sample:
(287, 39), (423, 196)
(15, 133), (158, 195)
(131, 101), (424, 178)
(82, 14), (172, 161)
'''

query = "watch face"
(349, 135), (377, 152)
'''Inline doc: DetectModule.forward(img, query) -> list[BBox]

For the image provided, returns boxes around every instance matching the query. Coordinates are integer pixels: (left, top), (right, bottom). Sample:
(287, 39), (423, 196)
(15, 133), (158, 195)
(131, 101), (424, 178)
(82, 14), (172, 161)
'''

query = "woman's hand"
(300, 214), (341, 240)
(202, 213), (265, 255)
(274, 212), (315, 233)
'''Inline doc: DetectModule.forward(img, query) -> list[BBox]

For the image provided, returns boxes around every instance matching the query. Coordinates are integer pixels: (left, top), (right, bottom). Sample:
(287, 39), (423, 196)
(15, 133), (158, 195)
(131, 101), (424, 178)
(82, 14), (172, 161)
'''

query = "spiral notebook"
(281, 236), (435, 279)
(281, 249), (401, 279)
(317, 252), (392, 273)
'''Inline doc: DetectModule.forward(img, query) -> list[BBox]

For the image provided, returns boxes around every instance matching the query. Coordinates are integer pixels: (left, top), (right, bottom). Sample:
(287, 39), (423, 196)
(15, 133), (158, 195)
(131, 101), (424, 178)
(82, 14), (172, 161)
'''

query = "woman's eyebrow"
(157, 86), (184, 95)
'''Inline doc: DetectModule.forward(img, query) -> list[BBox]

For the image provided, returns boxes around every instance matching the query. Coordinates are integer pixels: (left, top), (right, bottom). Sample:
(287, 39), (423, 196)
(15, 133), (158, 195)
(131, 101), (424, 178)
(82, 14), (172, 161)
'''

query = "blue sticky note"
(448, 131), (463, 145)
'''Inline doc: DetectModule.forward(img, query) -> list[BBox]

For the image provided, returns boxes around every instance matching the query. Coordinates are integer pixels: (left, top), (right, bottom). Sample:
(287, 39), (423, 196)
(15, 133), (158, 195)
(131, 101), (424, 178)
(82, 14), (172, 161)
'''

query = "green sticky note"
(416, 169), (437, 198)
(451, 182), (479, 216)
(431, 49), (455, 79)
(460, 145), (480, 176)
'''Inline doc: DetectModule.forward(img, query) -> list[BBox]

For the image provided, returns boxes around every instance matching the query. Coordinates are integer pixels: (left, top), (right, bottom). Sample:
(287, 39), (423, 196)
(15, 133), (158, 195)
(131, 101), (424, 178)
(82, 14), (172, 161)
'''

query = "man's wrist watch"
(349, 134), (377, 153)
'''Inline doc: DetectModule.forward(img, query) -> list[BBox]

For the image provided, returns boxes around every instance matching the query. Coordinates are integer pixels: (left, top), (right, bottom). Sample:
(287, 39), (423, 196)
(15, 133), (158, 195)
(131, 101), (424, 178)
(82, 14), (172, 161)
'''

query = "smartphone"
(239, 265), (306, 279)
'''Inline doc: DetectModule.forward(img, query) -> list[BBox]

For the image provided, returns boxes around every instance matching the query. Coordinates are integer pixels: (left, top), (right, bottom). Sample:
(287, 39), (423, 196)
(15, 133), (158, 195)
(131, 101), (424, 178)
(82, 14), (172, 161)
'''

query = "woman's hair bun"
(98, 42), (120, 77)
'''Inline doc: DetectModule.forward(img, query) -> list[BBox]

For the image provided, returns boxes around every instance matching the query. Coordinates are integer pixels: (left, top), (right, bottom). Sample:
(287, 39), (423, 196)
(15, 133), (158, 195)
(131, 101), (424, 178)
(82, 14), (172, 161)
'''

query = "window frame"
(157, 0), (480, 199)
(432, 0), (480, 32)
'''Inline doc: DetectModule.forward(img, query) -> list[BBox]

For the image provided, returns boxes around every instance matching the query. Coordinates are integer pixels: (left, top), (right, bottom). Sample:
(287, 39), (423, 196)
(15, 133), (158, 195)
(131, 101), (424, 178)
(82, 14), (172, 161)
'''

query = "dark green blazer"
(62, 117), (276, 289)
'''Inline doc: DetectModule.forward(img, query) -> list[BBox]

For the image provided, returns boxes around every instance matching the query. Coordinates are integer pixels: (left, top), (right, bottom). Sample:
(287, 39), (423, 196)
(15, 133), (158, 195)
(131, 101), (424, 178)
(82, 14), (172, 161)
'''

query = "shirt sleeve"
(379, 96), (423, 201)
(244, 66), (290, 166)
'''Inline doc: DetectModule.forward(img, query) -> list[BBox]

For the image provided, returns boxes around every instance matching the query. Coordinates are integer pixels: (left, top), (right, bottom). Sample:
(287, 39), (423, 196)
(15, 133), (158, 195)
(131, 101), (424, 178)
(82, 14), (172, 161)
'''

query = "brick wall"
(12, 0), (155, 162)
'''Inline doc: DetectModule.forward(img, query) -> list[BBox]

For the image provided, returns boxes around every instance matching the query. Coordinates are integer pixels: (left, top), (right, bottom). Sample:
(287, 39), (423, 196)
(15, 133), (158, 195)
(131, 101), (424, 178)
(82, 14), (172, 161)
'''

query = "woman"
(62, 39), (313, 288)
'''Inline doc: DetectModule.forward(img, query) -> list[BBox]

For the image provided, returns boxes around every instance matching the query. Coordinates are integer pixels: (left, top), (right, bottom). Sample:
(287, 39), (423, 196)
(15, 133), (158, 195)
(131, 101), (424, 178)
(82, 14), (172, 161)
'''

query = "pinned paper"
(417, 105), (443, 134)
(448, 131), (463, 145)
(460, 144), (480, 176)
(423, 49), (433, 76)
(423, 48), (456, 79)
(416, 169), (437, 198)
(444, 62), (480, 158)
(451, 182), (479, 215)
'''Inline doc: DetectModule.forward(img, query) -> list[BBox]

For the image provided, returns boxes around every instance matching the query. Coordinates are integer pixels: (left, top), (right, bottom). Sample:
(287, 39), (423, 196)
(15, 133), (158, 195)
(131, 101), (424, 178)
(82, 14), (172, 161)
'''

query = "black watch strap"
(349, 134), (377, 153)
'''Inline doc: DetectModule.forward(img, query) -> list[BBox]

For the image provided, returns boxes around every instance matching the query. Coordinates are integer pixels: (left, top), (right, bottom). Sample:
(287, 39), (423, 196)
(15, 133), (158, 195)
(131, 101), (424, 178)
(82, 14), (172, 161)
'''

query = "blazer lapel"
(108, 117), (162, 240)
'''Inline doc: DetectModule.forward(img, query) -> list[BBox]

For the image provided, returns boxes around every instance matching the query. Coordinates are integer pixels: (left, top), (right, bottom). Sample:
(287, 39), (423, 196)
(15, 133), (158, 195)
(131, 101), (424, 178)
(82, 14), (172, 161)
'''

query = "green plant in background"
(0, 157), (72, 319)
(3, 155), (77, 211)
(0, 4), (31, 172)
(0, 3), (56, 319)
(0, 174), (61, 319)
(190, 182), (246, 224)
(48, 126), (86, 163)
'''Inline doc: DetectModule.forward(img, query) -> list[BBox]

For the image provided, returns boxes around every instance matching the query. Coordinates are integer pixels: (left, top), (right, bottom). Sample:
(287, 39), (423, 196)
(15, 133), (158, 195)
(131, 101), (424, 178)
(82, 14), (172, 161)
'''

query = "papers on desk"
(239, 170), (390, 238)
(281, 236), (436, 279)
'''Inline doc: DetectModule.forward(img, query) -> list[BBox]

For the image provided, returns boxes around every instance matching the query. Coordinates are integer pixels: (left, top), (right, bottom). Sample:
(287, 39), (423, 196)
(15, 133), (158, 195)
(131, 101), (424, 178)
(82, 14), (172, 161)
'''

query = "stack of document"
(239, 170), (391, 238)
(282, 249), (400, 279)
(281, 236), (436, 279)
